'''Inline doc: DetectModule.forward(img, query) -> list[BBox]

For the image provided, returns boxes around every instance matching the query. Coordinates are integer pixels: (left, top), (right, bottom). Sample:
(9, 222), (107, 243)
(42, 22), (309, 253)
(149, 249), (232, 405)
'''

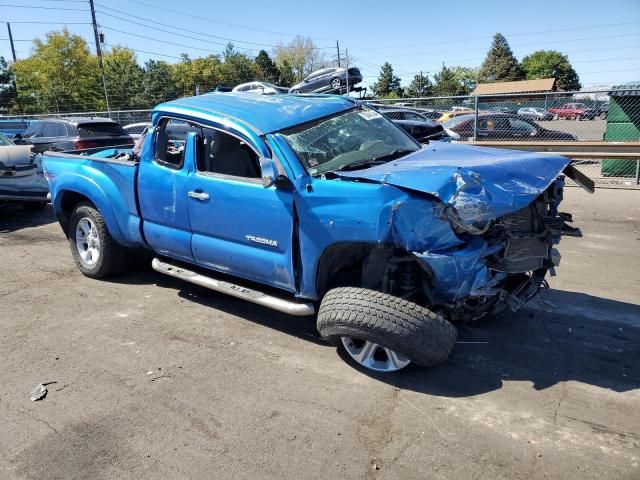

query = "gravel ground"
(0, 187), (638, 480)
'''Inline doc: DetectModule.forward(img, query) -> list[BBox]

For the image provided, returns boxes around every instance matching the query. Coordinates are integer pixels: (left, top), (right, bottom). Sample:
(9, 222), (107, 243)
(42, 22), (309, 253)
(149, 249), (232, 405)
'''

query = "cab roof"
(153, 92), (357, 135)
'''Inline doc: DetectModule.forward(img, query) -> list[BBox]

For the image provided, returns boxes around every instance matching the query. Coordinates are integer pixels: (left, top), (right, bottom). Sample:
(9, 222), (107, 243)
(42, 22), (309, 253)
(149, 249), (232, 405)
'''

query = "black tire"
(23, 202), (47, 211)
(317, 287), (457, 368)
(68, 202), (127, 278)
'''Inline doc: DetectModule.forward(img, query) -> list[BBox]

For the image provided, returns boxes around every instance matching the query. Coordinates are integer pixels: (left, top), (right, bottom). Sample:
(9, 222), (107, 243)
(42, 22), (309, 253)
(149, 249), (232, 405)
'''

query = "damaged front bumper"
(413, 177), (580, 321)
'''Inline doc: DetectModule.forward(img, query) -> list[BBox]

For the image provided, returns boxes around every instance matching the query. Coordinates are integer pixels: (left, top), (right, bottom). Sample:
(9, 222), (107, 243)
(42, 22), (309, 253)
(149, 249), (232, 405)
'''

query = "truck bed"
(42, 148), (146, 247)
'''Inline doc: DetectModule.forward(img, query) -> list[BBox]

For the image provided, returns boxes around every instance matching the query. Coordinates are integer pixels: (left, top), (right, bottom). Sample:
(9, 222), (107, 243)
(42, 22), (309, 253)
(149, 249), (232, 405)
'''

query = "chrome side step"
(151, 258), (315, 317)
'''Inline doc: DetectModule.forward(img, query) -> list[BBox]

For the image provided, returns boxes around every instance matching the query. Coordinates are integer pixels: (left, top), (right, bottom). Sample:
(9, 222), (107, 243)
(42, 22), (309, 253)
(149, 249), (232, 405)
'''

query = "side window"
(198, 128), (261, 179)
(23, 122), (44, 138)
(155, 118), (201, 168)
(405, 112), (423, 121)
(41, 122), (61, 137)
(508, 118), (537, 133)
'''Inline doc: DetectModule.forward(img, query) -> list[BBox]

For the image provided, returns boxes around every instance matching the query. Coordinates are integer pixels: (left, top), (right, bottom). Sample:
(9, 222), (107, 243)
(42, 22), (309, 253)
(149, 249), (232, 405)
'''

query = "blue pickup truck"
(42, 93), (592, 373)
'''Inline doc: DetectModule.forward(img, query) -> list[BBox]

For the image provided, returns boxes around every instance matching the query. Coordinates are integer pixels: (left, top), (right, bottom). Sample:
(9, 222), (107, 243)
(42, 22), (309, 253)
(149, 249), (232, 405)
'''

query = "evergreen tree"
(477, 33), (524, 83)
(406, 72), (432, 97)
(372, 62), (401, 97)
(143, 59), (179, 104)
(255, 50), (280, 84)
(521, 50), (581, 91)
(433, 65), (467, 96)
(0, 56), (18, 113)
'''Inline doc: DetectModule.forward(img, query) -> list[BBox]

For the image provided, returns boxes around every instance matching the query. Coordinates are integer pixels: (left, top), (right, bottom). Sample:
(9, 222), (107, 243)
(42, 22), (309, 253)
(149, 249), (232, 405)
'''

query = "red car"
(547, 103), (597, 120)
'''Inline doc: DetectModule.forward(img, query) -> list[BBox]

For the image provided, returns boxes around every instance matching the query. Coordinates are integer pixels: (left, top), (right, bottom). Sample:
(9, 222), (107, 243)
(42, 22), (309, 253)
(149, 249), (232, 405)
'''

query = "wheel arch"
(55, 188), (126, 244)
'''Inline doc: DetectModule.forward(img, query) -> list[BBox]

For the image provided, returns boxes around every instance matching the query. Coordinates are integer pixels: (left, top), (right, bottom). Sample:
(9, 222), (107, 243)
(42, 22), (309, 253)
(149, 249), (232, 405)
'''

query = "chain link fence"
(367, 88), (640, 187)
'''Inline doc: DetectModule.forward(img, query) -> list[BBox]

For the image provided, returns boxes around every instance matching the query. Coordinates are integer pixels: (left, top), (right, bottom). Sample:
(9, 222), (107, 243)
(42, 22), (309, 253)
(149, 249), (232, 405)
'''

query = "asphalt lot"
(1, 187), (639, 480)
(537, 118), (606, 141)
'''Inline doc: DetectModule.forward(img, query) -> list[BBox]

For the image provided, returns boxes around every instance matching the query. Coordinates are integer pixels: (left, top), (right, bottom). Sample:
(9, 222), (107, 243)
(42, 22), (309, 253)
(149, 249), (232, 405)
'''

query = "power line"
(125, 0), (337, 42)
(95, 4), (281, 49)
(0, 4), (88, 11)
(1, 21), (92, 25)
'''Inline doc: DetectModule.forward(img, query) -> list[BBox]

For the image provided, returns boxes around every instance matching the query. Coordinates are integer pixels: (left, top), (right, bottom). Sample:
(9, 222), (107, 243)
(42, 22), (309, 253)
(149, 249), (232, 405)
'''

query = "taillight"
(74, 140), (100, 150)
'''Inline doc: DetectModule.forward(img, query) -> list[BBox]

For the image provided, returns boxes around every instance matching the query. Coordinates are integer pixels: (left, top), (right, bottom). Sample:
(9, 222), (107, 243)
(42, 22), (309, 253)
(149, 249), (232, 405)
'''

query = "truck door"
(137, 119), (196, 262)
(185, 128), (296, 292)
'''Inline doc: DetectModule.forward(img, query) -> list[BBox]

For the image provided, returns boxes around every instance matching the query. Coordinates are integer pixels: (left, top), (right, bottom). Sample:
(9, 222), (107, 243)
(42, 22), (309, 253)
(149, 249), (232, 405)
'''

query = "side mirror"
(259, 157), (277, 188)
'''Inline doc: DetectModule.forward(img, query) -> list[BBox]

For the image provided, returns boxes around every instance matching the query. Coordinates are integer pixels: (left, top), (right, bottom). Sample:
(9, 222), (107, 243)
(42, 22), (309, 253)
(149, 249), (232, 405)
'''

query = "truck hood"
(337, 141), (570, 225)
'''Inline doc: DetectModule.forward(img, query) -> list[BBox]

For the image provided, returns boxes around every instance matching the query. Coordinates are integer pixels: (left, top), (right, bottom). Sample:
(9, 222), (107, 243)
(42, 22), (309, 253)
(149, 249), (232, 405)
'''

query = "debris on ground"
(30, 384), (47, 401)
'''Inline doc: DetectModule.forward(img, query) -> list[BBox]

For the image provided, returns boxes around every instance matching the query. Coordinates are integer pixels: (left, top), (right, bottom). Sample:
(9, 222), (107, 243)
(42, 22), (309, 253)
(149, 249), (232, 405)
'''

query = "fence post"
(635, 160), (639, 186)
(473, 95), (479, 141)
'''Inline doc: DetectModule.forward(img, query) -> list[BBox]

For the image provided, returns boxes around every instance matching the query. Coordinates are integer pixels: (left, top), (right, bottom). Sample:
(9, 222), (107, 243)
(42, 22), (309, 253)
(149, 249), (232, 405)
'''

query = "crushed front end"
(414, 176), (580, 321)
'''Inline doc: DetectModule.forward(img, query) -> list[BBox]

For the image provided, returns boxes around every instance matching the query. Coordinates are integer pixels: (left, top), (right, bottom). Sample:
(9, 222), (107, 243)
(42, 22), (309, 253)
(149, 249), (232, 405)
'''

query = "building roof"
(609, 81), (640, 97)
(154, 92), (357, 135)
(471, 78), (556, 96)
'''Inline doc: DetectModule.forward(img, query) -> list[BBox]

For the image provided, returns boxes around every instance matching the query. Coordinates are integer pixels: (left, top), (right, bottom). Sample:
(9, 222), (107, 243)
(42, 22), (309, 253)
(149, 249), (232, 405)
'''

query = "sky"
(1, 0), (639, 91)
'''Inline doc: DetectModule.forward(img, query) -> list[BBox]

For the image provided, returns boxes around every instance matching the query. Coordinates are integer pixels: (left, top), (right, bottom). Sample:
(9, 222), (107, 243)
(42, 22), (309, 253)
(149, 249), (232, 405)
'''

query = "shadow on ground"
(114, 266), (640, 397)
(0, 203), (56, 233)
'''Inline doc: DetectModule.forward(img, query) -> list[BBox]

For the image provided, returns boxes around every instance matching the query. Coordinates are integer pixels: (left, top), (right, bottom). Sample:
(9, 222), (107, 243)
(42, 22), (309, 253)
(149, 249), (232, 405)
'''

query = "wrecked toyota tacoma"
(42, 93), (593, 373)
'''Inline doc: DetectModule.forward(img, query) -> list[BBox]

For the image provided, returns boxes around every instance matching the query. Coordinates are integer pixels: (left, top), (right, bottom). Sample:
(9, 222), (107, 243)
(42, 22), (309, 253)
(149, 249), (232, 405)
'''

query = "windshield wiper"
(335, 148), (416, 172)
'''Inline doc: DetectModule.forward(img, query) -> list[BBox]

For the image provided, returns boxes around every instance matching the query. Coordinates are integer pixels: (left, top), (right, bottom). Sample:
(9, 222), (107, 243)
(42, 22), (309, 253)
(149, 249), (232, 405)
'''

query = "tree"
(274, 36), (325, 82)
(406, 72), (432, 97)
(372, 62), (401, 97)
(432, 65), (467, 96)
(143, 59), (179, 104)
(0, 56), (18, 113)
(521, 50), (581, 91)
(255, 50), (280, 83)
(220, 44), (259, 86)
(172, 53), (224, 97)
(12, 29), (102, 112)
(453, 66), (477, 95)
(103, 46), (145, 109)
(477, 33), (524, 83)
(277, 59), (295, 87)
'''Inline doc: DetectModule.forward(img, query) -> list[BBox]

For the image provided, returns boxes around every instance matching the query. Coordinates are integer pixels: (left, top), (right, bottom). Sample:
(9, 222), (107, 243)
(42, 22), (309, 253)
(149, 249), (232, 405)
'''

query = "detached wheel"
(69, 202), (126, 278)
(317, 287), (457, 372)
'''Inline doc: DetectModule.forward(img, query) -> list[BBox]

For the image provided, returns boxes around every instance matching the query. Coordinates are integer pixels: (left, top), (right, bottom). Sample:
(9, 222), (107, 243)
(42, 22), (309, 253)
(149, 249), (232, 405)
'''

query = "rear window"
(443, 115), (474, 129)
(77, 122), (128, 137)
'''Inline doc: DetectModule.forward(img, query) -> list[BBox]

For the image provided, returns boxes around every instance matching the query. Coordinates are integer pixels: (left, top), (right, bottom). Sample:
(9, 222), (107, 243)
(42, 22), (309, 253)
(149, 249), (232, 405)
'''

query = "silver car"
(0, 132), (49, 210)
(517, 107), (553, 121)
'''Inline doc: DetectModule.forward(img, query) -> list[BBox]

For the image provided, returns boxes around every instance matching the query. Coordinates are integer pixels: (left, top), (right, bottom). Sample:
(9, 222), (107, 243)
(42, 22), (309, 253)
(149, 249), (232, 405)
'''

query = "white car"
(232, 81), (288, 95)
(0, 132), (49, 210)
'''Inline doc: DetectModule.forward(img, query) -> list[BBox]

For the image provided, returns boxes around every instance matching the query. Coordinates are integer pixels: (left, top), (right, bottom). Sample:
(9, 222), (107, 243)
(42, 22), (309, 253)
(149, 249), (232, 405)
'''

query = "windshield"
(0, 132), (13, 146)
(280, 108), (419, 175)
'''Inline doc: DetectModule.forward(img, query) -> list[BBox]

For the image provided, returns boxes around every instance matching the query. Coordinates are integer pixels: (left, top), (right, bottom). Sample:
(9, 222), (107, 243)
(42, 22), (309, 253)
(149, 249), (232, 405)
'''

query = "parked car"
(13, 117), (134, 154)
(377, 107), (442, 121)
(42, 93), (589, 373)
(517, 107), (554, 121)
(0, 119), (30, 137)
(437, 110), (476, 123)
(443, 113), (577, 141)
(489, 106), (518, 114)
(593, 104), (608, 120)
(232, 81), (288, 95)
(393, 119), (447, 143)
(547, 103), (597, 120)
(0, 132), (49, 210)
(289, 67), (362, 94)
(123, 122), (150, 139)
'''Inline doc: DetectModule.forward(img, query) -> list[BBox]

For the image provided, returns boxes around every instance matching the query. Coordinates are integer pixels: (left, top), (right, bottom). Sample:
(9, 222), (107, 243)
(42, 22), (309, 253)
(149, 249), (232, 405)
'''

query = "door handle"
(187, 190), (210, 201)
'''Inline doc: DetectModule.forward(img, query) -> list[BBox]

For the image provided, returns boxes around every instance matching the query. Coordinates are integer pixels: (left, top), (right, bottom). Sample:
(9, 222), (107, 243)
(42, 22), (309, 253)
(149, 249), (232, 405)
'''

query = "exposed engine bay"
(359, 176), (580, 322)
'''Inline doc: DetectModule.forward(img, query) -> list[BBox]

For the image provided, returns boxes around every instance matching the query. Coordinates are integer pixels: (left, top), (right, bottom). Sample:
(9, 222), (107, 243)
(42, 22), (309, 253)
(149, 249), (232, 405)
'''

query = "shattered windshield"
(280, 107), (420, 175)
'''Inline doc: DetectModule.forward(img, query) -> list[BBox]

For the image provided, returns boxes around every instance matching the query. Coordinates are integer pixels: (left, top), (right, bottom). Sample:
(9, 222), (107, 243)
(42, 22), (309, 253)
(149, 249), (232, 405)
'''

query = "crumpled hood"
(337, 141), (570, 225)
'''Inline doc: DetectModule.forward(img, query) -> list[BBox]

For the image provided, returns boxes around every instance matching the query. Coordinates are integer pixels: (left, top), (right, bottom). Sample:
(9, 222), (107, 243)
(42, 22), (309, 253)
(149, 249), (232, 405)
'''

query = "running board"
(151, 258), (315, 317)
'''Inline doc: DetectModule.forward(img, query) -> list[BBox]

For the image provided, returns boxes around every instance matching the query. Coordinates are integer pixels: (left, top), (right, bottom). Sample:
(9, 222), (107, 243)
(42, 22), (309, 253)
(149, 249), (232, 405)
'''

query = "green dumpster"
(602, 82), (640, 177)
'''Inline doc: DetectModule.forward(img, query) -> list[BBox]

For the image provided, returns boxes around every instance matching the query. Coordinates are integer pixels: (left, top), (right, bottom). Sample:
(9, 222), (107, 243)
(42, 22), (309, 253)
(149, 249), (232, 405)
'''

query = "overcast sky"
(2, 0), (639, 90)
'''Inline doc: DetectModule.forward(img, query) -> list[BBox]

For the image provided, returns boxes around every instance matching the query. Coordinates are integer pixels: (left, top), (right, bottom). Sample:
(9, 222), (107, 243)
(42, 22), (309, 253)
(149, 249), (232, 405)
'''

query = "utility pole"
(336, 41), (341, 67)
(89, 0), (111, 115)
(345, 49), (349, 95)
(7, 23), (17, 62)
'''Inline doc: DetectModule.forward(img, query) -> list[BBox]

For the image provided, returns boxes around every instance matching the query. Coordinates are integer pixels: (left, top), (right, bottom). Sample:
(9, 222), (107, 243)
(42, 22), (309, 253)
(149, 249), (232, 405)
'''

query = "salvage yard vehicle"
(14, 117), (134, 154)
(42, 93), (592, 373)
(547, 103), (597, 120)
(289, 67), (363, 94)
(232, 81), (288, 95)
(443, 113), (577, 141)
(0, 132), (49, 209)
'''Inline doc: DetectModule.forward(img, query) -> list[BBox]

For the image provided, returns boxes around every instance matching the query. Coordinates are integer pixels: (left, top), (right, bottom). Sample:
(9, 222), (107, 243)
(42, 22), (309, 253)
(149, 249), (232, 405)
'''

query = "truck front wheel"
(69, 202), (126, 278)
(317, 287), (457, 372)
